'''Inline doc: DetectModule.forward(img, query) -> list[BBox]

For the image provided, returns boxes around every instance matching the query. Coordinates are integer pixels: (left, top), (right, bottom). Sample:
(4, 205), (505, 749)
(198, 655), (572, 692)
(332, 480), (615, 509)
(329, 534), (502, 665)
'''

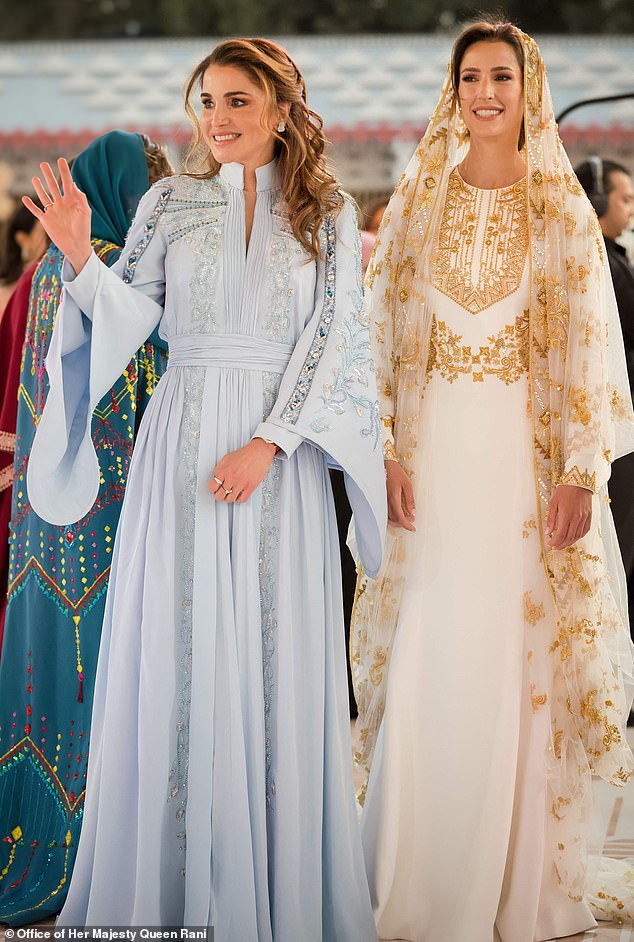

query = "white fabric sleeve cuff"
(252, 421), (303, 460)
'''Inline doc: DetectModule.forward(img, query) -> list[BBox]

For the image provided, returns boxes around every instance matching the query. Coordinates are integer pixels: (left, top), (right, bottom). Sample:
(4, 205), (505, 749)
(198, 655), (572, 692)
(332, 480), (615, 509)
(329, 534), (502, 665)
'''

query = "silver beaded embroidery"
(155, 177), (227, 334)
(259, 372), (282, 805)
(188, 222), (224, 334)
(280, 216), (336, 423)
(167, 364), (205, 867)
(262, 234), (294, 342)
(122, 187), (172, 284)
(163, 176), (227, 245)
(309, 224), (380, 446)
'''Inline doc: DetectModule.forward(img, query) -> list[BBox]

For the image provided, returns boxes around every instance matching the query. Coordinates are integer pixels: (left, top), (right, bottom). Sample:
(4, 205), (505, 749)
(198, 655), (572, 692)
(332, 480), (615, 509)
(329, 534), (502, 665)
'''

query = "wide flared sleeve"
(253, 199), (386, 576)
(363, 180), (414, 465)
(27, 183), (172, 525)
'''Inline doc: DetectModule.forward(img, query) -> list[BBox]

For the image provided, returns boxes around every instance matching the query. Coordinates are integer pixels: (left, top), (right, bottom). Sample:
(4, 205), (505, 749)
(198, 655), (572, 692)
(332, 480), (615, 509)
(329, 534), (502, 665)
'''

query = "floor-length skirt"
(58, 362), (376, 941)
(361, 367), (595, 942)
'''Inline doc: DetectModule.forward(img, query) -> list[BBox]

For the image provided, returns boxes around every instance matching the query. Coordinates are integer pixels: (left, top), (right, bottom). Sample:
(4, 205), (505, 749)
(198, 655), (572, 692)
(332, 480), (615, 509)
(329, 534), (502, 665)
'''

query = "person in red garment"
(0, 263), (39, 649)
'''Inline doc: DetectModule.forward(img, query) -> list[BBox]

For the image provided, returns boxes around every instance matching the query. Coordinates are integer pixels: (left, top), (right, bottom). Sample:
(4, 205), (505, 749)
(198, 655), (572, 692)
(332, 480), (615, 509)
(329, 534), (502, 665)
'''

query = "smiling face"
(458, 40), (524, 149)
(200, 64), (282, 170)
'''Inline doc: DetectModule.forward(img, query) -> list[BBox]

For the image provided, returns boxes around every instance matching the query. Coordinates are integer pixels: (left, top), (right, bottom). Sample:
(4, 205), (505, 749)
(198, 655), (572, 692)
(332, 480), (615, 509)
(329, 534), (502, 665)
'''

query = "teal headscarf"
(71, 130), (149, 246)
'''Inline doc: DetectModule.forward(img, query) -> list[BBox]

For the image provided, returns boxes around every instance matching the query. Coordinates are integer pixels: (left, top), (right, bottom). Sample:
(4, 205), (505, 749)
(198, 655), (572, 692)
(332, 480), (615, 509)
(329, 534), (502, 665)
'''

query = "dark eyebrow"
(460, 65), (515, 74)
(199, 90), (253, 98)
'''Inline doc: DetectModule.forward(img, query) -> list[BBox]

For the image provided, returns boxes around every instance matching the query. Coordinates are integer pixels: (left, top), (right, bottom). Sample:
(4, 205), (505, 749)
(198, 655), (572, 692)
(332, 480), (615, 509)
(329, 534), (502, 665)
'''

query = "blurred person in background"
(0, 197), (48, 650)
(364, 195), (389, 236)
(360, 229), (376, 275)
(0, 129), (172, 926)
(0, 204), (48, 319)
(0, 263), (40, 649)
(23, 38), (383, 937)
(576, 157), (634, 644)
(354, 20), (634, 940)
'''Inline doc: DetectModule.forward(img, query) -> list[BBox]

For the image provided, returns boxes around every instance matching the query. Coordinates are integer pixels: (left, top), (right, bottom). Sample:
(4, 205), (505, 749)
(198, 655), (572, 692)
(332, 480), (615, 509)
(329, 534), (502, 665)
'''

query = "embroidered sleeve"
(368, 284), (397, 462)
(558, 464), (598, 493)
(122, 187), (172, 284)
(280, 216), (336, 424)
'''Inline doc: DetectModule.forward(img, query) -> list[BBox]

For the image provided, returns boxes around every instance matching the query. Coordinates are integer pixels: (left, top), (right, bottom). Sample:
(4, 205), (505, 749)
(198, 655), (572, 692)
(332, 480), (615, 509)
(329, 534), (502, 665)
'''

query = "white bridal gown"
(362, 169), (596, 942)
(27, 160), (385, 940)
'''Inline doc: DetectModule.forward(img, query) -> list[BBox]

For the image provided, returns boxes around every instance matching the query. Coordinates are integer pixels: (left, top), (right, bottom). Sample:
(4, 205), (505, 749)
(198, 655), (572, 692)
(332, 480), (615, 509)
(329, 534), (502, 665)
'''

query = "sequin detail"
(309, 222), (380, 445)
(164, 177), (226, 245)
(281, 216), (336, 423)
(188, 223), (224, 334)
(122, 188), (172, 284)
(427, 311), (530, 385)
(259, 372), (282, 805)
(156, 177), (227, 335)
(263, 236), (294, 342)
(167, 365), (205, 865)
(432, 168), (528, 315)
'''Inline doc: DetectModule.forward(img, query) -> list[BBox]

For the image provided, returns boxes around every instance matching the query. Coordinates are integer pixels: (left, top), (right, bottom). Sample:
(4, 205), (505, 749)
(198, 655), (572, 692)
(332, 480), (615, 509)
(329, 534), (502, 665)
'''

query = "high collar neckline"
(219, 158), (279, 192)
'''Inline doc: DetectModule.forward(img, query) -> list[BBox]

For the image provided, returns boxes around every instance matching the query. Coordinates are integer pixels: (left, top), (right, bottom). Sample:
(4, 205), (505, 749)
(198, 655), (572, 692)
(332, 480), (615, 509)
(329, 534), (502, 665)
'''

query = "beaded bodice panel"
(431, 168), (528, 315)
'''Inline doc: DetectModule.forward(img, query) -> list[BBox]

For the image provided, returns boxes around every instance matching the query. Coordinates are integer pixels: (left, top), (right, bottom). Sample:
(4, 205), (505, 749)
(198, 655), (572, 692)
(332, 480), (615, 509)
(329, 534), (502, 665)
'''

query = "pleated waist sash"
(167, 332), (294, 374)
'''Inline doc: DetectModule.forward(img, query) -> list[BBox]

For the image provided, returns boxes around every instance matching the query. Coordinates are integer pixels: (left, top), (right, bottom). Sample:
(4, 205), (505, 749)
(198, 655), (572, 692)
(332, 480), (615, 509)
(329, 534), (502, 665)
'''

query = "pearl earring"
(277, 121), (286, 133)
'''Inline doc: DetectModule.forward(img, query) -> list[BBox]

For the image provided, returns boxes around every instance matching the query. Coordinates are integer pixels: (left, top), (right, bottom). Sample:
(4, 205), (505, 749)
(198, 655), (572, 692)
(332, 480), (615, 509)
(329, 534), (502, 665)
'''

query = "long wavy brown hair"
(184, 38), (343, 259)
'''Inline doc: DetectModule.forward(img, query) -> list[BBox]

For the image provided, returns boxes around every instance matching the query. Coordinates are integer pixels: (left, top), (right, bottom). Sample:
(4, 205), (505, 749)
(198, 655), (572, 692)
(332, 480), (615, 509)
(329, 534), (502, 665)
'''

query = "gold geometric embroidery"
(428, 312), (529, 385)
(383, 440), (398, 462)
(432, 168), (529, 315)
(558, 465), (597, 493)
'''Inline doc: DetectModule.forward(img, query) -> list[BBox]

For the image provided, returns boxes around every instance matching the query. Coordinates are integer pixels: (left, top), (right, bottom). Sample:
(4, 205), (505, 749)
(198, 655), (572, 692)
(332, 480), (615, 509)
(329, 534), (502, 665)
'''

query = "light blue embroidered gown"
(26, 160), (385, 939)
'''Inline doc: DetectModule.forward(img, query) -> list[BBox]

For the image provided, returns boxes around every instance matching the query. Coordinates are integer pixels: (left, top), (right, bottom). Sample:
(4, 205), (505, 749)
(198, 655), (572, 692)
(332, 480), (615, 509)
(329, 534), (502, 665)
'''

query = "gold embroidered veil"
(351, 29), (634, 912)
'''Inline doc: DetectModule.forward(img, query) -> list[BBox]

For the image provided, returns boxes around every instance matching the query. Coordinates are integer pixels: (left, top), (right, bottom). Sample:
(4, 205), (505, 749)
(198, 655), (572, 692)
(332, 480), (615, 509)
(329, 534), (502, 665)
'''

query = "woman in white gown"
(351, 20), (634, 942)
(23, 39), (385, 938)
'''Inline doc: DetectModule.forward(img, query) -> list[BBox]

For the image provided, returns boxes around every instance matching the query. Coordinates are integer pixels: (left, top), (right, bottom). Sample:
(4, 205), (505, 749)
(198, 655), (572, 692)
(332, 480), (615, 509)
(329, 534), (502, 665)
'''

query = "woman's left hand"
(209, 438), (278, 504)
(546, 484), (593, 550)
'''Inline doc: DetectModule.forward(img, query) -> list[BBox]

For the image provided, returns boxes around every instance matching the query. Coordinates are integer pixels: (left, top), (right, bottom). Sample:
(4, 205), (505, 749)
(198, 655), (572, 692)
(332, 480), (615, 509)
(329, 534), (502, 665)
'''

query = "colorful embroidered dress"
(27, 161), (385, 938)
(0, 263), (38, 650)
(0, 132), (168, 925)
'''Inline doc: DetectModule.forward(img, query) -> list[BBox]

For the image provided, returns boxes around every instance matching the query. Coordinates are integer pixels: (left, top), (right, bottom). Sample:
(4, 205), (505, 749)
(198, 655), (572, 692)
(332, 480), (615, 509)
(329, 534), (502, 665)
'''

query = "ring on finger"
(213, 475), (224, 487)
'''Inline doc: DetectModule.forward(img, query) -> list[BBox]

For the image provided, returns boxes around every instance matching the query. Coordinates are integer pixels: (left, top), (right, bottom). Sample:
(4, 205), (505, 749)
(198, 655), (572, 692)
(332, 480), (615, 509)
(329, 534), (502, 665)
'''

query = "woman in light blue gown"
(23, 39), (385, 938)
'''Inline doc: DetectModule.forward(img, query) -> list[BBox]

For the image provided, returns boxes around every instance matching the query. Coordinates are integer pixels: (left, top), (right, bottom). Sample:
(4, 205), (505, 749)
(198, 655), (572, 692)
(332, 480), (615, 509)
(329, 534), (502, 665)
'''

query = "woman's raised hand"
(386, 459), (416, 531)
(22, 159), (93, 274)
